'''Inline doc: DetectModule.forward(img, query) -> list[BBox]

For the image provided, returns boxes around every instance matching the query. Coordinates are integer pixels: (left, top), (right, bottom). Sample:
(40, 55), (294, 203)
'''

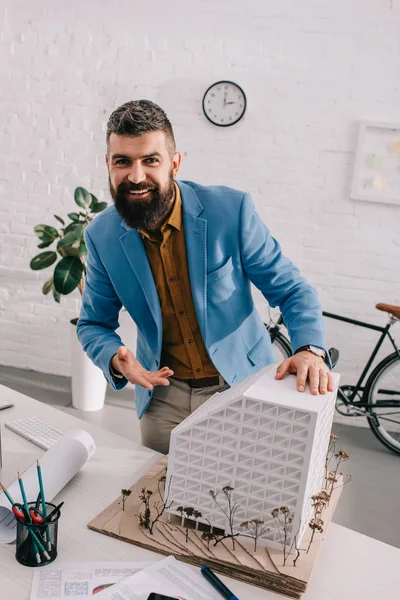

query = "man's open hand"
(275, 351), (334, 395)
(112, 346), (174, 391)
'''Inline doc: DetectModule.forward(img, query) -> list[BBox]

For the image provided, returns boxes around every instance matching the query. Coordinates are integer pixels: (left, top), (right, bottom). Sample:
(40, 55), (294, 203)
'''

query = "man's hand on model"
(275, 351), (334, 395)
(111, 346), (174, 391)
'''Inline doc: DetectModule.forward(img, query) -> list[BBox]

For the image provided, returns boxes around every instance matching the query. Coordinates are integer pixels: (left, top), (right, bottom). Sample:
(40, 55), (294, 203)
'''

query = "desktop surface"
(0, 384), (399, 600)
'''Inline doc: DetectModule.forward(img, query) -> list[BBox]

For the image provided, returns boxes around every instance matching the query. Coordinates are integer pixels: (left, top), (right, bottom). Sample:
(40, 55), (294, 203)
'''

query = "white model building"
(166, 363), (339, 550)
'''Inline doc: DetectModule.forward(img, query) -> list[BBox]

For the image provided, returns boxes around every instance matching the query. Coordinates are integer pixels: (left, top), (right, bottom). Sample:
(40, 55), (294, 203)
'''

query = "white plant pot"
(71, 325), (107, 412)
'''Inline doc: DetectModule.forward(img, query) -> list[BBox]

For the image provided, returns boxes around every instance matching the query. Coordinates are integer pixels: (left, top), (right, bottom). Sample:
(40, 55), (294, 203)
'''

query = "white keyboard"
(5, 417), (64, 450)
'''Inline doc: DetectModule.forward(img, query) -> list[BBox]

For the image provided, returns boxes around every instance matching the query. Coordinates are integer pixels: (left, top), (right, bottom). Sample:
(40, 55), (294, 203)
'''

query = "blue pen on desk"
(200, 566), (239, 600)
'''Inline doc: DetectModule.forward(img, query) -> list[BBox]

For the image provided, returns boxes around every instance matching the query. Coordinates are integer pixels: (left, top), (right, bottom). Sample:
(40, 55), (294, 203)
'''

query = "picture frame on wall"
(351, 121), (400, 206)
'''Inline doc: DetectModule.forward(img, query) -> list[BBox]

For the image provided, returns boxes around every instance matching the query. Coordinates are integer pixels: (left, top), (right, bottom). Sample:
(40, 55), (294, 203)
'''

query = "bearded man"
(77, 99), (332, 454)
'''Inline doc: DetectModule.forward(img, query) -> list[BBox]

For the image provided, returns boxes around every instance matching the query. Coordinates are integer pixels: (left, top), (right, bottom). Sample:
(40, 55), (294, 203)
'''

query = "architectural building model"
(166, 363), (339, 550)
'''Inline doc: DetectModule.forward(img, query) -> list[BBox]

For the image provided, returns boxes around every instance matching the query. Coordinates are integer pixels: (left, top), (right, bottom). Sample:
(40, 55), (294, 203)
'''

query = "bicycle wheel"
(363, 352), (400, 455)
(266, 328), (292, 362)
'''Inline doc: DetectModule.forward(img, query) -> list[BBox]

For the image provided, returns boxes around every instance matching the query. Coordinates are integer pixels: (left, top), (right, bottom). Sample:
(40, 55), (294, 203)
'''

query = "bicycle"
(265, 303), (400, 455)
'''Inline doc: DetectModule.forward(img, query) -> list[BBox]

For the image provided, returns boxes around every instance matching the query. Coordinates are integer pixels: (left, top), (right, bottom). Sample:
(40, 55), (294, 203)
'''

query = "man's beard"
(110, 171), (175, 231)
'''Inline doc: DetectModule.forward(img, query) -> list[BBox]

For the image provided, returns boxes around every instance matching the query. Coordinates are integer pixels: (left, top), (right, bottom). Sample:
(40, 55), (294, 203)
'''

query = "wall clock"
(202, 80), (247, 127)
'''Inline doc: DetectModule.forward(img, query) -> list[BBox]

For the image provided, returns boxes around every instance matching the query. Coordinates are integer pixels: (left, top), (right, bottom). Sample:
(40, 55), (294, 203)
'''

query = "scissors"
(12, 503), (44, 524)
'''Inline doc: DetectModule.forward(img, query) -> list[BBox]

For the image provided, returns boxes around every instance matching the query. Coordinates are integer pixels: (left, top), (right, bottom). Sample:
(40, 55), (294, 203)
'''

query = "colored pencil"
(36, 460), (52, 551)
(0, 482), (14, 506)
(18, 473), (41, 564)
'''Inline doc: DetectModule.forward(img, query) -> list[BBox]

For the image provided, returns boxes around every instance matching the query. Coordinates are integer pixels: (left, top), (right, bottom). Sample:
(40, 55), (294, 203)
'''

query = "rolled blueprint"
(0, 429), (95, 543)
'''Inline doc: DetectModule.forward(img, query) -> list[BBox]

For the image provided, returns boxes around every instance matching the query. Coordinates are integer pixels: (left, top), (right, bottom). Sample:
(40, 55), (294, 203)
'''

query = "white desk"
(0, 384), (399, 599)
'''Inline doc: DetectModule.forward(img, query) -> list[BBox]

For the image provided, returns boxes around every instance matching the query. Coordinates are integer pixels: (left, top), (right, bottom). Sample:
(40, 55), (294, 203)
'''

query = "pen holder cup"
(15, 502), (61, 567)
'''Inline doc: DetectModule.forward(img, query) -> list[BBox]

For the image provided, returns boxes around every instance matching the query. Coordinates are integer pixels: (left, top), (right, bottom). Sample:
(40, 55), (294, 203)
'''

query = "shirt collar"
(165, 182), (182, 232)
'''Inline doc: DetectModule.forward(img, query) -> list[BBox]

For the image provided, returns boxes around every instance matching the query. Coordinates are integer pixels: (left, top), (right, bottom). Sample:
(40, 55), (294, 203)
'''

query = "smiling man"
(77, 99), (333, 454)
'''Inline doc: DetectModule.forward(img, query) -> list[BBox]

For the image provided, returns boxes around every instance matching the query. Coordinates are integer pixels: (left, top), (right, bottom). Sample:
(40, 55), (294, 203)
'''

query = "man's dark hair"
(106, 99), (176, 156)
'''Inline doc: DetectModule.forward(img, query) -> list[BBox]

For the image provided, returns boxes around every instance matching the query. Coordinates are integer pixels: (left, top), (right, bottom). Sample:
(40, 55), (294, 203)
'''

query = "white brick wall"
(1, 0), (400, 394)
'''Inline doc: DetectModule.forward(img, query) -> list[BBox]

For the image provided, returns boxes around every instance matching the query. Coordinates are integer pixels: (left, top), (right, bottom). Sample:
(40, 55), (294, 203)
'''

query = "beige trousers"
(140, 376), (229, 455)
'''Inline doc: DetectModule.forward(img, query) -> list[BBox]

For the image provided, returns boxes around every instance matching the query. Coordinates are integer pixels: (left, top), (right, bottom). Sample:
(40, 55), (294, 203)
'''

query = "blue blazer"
(77, 180), (327, 418)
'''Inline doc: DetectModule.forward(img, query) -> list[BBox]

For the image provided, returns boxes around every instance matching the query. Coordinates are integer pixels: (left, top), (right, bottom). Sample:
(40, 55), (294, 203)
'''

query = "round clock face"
(202, 81), (246, 127)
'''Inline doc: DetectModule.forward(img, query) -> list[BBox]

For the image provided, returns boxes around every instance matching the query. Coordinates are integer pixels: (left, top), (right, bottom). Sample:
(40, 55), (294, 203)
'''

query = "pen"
(44, 501), (64, 524)
(0, 403), (14, 411)
(200, 566), (239, 600)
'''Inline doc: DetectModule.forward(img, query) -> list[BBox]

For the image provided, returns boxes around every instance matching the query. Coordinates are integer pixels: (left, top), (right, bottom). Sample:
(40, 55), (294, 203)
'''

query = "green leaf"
(91, 201), (108, 214)
(90, 194), (98, 208)
(53, 286), (61, 303)
(37, 241), (53, 249)
(54, 256), (83, 295)
(79, 243), (87, 259)
(72, 223), (85, 239)
(74, 187), (92, 209)
(54, 215), (65, 226)
(42, 277), (53, 295)
(64, 222), (79, 235)
(34, 224), (59, 244)
(68, 212), (80, 222)
(30, 251), (58, 271)
(57, 232), (81, 257)
(59, 230), (80, 244)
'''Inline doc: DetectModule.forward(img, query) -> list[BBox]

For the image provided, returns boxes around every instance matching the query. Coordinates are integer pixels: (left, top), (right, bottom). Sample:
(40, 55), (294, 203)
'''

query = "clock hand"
(225, 101), (235, 105)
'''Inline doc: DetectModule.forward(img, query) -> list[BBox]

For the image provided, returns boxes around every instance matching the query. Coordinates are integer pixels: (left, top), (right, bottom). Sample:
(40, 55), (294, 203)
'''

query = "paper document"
(30, 561), (152, 599)
(96, 556), (222, 600)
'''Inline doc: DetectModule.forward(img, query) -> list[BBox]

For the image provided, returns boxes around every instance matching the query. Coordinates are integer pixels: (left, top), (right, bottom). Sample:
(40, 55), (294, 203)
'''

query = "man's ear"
(105, 154), (109, 168)
(172, 152), (182, 177)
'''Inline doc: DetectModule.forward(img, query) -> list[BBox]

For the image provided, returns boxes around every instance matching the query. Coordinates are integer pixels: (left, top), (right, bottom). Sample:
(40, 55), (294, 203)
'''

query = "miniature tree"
(306, 490), (330, 553)
(121, 488), (131, 512)
(201, 530), (215, 551)
(292, 531), (301, 567)
(176, 506), (203, 542)
(307, 518), (324, 553)
(209, 486), (241, 550)
(324, 433), (339, 482)
(271, 506), (294, 566)
(137, 473), (174, 535)
(326, 450), (349, 496)
(138, 488), (153, 529)
(240, 519), (269, 552)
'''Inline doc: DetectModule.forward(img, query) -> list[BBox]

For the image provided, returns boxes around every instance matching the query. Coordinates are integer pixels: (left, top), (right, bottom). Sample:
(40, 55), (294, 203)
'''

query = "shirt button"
(196, 368), (201, 373)
(188, 339), (193, 345)
(169, 277), (175, 283)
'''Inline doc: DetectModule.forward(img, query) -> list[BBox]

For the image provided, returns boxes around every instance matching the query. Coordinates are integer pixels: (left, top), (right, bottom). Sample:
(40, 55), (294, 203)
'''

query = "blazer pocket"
(247, 335), (270, 366)
(207, 257), (234, 284)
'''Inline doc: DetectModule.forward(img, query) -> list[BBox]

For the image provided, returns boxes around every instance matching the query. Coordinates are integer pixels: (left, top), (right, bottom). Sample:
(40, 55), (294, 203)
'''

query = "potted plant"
(30, 187), (109, 411)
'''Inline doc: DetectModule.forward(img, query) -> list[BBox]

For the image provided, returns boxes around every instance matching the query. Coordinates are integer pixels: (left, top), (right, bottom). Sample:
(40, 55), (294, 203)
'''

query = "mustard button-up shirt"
(139, 184), (219, 380)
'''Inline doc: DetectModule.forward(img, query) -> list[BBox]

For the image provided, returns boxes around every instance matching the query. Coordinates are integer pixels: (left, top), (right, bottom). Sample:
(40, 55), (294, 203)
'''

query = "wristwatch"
(295, 345), (326, 360)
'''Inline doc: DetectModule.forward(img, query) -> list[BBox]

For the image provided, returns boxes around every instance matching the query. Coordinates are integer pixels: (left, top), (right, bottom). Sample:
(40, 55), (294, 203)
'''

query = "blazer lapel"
(119, 226), (162, 349)
(178, 181), (208, 344)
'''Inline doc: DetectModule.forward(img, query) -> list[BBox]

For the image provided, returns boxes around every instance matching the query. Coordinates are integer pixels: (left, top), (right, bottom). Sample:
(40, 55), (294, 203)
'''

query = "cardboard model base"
(88, 457), (343, 599)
